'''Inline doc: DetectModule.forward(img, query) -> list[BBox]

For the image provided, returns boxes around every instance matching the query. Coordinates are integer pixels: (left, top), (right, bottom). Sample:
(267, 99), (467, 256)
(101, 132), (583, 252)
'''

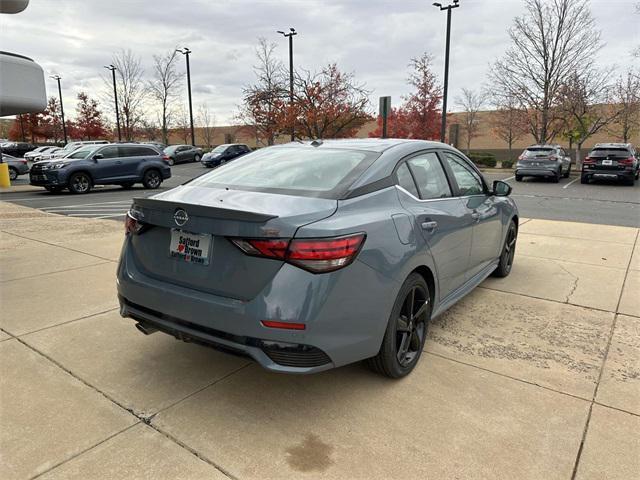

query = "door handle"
(421, 221), (438, 232)
(471, 212), (480, 222)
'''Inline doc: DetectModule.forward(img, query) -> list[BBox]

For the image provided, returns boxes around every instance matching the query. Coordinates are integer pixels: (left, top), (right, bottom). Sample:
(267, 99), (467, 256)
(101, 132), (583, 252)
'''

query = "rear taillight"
(124, 211), (144, 235)
(162, 154), (171, 163)
(583, 157), (595, 164)
(620, 157), (635, 166)
(230, 233), (366, 273)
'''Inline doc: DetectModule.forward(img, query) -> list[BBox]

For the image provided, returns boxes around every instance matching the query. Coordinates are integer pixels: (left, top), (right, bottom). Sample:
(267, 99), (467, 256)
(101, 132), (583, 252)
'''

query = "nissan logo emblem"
(173, 208), (189, 226)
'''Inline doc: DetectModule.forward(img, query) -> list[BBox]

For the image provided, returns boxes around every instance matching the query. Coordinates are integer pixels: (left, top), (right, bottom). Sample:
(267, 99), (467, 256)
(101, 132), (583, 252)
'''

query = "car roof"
(526, 144), (560, 149)
(593, 143), (632, 148)
(274, 138), (445, 153)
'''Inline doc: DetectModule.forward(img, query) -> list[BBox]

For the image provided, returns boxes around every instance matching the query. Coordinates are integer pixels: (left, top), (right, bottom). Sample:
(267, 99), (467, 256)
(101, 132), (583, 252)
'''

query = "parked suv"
(581, 143), (638, 186)
(202, 144), (251, 168)
(515, 145), (571, 183)
(163, 144), (203, 165)
(30, 143), (171, 194)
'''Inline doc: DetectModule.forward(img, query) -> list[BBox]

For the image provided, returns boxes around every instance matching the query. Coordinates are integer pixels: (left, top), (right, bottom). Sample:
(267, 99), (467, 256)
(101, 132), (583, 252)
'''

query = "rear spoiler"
(132, 197), (278, 223)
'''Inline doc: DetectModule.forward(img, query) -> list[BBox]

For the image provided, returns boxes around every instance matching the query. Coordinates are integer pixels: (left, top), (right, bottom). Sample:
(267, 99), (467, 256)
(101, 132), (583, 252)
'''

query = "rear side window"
(590, 148), (631, 158)
(189, 147), (378, 198)
(443, 152), (484, 196)
(407, 153), (451, 199)
(121, 146), (158, 157)
(396, 163), (420, 197)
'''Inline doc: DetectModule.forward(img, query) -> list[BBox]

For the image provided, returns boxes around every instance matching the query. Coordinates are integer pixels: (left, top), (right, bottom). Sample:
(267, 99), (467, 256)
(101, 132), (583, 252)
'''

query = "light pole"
(177, 47), (195, 146)
(104, 65), (121, 142)
(277, 27), (297, 142)
(50, 75), (67, 144)
(433, 0), (460, 144)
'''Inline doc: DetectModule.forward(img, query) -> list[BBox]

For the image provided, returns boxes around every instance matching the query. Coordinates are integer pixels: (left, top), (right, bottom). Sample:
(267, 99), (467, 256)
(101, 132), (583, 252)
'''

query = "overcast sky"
(1, 0), (638, 124)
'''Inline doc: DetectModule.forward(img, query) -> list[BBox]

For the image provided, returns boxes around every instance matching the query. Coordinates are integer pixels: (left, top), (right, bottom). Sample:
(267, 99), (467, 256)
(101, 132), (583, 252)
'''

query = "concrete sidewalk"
(1, 201), (638, 480)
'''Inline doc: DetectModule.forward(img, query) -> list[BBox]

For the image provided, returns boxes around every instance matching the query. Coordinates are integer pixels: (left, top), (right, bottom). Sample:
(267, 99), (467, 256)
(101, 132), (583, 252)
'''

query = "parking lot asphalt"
(1, 163), (639, 227)
(1, 201), (638, 479)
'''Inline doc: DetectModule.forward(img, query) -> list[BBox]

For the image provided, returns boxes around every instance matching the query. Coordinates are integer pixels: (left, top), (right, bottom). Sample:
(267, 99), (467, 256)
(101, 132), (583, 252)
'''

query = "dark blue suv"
(30, 143), (171, 194)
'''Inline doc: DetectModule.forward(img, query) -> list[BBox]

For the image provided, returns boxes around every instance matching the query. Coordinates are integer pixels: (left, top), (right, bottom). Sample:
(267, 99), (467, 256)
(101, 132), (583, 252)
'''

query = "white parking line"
(563, 177), (580, 189)
(502, 176), (515, 181)
(65, 212), (125, 217)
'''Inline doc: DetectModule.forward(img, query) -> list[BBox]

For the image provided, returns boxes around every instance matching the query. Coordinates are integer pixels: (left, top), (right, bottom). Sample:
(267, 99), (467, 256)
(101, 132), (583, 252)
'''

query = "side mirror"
(92, 153), (103, 161)
(493, 180), (512, 197)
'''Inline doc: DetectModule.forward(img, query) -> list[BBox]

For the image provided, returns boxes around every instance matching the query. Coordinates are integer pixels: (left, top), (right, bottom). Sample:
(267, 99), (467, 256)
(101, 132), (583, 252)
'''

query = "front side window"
(189, 147), (377, 198)
(396, 163), (420, 197)
(66, 147), (97, 159)
(443, 152), (484, 196)
(407, 153), (451, 199)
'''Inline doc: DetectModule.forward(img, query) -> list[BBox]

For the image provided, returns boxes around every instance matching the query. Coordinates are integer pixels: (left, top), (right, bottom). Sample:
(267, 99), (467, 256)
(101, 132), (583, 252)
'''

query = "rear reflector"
(230, 233), (366, 273)
(261, 320), (306, 330)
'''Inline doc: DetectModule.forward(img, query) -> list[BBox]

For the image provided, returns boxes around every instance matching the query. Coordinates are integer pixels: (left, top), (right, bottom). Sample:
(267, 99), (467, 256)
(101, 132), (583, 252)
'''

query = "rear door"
(118, 146), (156, 180)
(441, 151), (502, 279)
(395, 151), (473, 301)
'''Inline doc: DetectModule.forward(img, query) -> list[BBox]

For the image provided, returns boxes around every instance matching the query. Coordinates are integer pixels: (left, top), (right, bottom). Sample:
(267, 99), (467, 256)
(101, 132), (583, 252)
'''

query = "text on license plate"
(169, 229), (212, 265)
(602, 159), (613, 166)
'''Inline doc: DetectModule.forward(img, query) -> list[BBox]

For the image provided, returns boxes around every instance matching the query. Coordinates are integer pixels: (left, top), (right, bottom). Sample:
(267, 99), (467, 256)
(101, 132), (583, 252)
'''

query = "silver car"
(515, 145), (572, 183)
(1, 153), (29, 180)
(117, 139), (518, 378)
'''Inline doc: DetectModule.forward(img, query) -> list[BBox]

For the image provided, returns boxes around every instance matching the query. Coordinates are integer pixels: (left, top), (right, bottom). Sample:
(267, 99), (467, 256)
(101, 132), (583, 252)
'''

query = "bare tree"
(197, 104), (216, 148)
(455, 88), (485, 154)
(148, 49), (183, 145)
(608, 70), (640, 143)
(175, 106), (190, 144)
(488, 94), (529, 161)
(238, 38), (288, 146)
(559, 71), (619, 165)
(489, 0), (602, 144)
(105, 49), (148, 141)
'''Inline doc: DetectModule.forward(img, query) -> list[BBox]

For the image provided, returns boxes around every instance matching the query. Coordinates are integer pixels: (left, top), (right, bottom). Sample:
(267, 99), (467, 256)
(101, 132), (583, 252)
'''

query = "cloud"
(1, 0), (634, 124)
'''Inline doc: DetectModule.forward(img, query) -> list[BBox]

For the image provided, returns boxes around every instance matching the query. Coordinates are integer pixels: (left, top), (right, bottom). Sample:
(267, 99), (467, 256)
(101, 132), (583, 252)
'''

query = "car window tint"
(407, 153), (451, 199)
(189, 147), (377, 197)
(443, 152), (484, 196)
(396, 163), (420, 197)
(97, 146), (119, 159)
(123, 146), (157, 157)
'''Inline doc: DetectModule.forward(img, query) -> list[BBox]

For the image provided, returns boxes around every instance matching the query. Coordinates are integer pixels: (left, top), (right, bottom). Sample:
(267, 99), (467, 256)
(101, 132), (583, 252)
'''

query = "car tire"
(551, 170), (560, 183)
(142, 169), (162, 189)
(580, 174), (589, 184)
(68, 172), (92, 194)
(623, 176), (635, 186)
(367, 273), (430, 379)
(8, 167), (18, 181)
(515, 175), (522, 182)
(194, 154), (201, 163)
(492, 220), (517, 278)
(120, 182), (135, 189)
(563, 164), (571, 178)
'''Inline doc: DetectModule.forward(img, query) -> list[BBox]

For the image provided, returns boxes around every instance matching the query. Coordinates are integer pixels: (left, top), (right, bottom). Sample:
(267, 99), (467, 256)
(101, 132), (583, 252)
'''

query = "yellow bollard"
(0, 163), (10, 188)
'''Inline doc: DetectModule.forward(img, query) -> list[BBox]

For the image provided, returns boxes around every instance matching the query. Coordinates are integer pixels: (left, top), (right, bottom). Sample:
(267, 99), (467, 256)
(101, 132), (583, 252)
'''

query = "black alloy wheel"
(368, 273), (431, 378)
(493, 220), (517, 277)
(142, 169), (161, 189)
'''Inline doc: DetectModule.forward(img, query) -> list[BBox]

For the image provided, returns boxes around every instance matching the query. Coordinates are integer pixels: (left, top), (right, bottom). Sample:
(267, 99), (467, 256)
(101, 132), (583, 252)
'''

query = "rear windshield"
(523, 148), (554, 157)
(188, 147), (378, 198)
(590, 148), (631, 158)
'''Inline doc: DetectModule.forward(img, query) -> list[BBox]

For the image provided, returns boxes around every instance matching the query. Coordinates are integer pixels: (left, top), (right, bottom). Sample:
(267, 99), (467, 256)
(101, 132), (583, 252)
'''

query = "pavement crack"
(553, 261), (580, 303)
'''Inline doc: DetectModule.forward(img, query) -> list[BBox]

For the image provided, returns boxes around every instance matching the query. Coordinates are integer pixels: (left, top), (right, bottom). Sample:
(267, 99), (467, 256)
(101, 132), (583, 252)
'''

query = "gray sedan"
(1, 153), (29, 180)
(117, 139), (518, 378)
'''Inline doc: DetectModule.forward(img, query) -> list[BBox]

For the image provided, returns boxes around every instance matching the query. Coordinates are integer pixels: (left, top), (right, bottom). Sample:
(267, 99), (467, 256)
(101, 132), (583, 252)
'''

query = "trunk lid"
(128, 185), (337, 300)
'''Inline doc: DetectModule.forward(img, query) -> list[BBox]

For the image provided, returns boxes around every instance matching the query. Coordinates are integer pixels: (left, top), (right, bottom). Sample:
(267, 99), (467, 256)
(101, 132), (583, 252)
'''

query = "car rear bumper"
(116, 239), (399, 373)
(515, 168), (557, 177)
(582, 168), (634, 180)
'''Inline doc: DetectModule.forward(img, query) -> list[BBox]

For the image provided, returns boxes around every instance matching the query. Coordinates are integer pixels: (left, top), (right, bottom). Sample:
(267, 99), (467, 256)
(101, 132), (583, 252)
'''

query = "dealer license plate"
(169, 229), (212, 265)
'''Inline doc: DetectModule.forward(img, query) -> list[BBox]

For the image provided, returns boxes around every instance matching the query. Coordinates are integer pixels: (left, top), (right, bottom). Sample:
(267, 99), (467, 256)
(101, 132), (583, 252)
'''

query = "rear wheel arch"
(410, 265), (436, 309)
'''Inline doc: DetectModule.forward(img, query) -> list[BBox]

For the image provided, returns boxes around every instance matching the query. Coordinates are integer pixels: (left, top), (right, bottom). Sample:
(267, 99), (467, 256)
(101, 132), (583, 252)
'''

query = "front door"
(395, 151), (474, 302)
(442, 151), (502, 279)
(92, 145), (122, 183)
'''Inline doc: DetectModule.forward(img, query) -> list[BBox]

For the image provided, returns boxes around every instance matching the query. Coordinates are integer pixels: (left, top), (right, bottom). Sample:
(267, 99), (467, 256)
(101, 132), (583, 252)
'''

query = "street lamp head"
(103, 64), (116, 71)
(290, 27), (295, 32)
(50, 74), (61, 80)
(433, 2), (442, 7)
(277, 30), (285, 35)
